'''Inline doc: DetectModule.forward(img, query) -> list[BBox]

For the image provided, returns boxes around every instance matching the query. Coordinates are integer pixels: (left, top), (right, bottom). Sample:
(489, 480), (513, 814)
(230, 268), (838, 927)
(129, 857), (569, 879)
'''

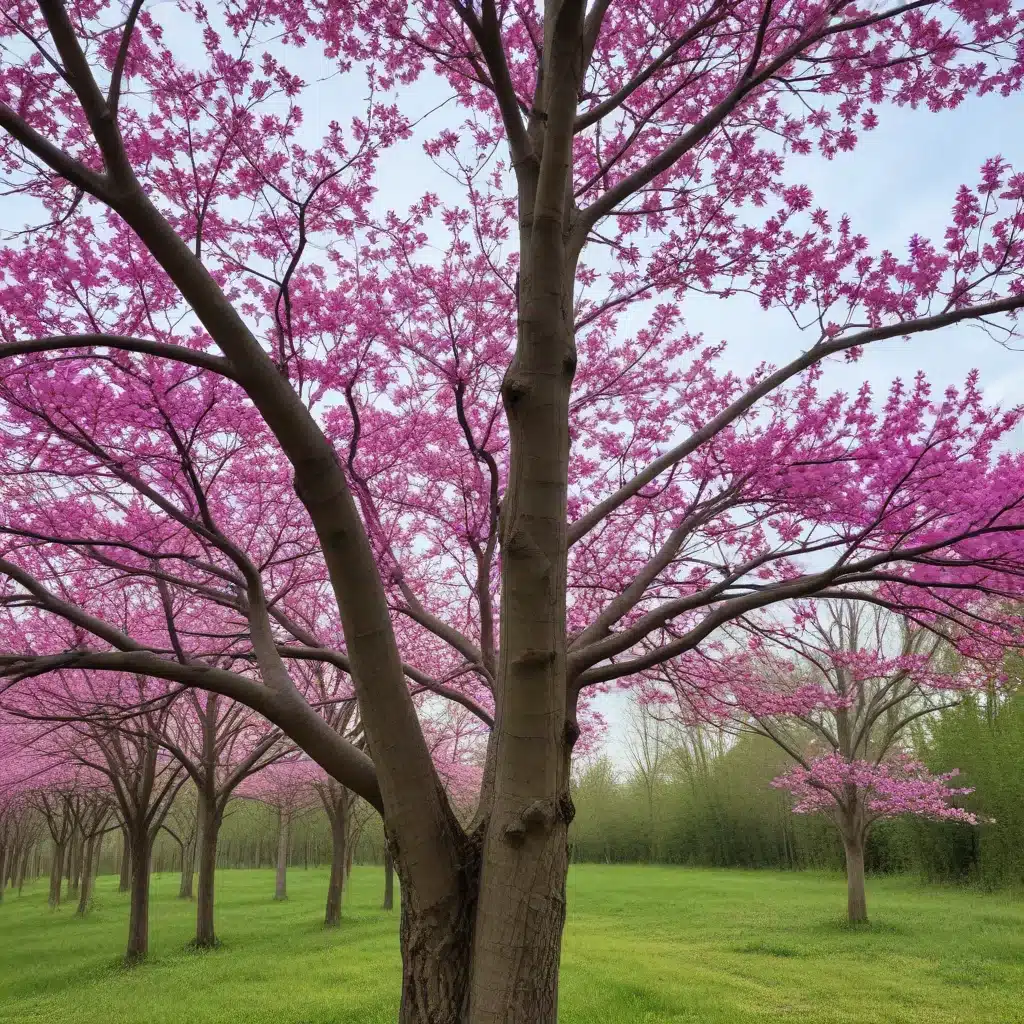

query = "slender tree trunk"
(76, 834), (100, 916)
(118, 829), (131, 893)
(0, 843), (7, 903)
(194, 796), (222, 948)
(324, 810), (345, 927)
(382, 847), (394, 911)
(17, 844), (30, 894)
(274, 807), (289, 901)
(48, 841), (66, 908)
(67, 830), (82, 899)
(125, 830), (152, 964)
(178, 835), (195, 899)
(843, 832), (868, 923)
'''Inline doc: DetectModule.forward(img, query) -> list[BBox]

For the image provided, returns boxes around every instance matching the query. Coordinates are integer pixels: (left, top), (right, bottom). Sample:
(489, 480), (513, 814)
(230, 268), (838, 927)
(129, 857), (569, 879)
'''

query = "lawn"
(1, 865), (1022, 1023)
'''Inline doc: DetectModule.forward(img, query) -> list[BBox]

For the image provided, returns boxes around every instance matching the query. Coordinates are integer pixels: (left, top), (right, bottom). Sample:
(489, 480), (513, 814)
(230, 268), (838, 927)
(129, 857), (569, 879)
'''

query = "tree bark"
(382, 847), (394, 911)
(194, 795), (222, 947)
(125, 830), (152, 964)
(274, 807), (289, 901)
(48, 841), (66, 908)
(76, 834), (100, 916)
(843, 832), (868, 923)
(118, 828), (131, 893)
(397, 832), (481, 1024)
(324, 809), (345, 928)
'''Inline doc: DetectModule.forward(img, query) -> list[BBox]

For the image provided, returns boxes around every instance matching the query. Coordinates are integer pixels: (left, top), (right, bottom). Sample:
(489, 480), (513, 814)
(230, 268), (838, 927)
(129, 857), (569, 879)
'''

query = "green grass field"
(1, 866), (1022, 1023)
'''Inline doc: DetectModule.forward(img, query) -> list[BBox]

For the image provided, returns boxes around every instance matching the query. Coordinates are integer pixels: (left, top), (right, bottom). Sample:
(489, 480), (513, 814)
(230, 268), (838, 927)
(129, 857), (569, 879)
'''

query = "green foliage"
(2, 867), (1024, 1023)
(570, 735), (847, 871)
(910, 688), (1024, 888)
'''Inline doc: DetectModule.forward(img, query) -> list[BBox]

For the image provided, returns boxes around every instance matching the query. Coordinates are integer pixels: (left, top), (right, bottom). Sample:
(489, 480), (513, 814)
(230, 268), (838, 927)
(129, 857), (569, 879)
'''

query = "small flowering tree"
(653, 599), (991, 921)
(237, 757), (320, 902)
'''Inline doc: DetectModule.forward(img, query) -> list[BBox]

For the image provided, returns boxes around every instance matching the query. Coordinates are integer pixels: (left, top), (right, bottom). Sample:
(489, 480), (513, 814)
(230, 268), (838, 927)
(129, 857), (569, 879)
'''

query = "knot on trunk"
(501, 374), (530, 408)
(503, 798), (561, 845)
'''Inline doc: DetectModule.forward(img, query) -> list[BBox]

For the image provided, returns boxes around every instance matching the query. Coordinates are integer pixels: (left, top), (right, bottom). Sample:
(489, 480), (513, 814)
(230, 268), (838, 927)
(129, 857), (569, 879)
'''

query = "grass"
(1, 865), (1023, 1023)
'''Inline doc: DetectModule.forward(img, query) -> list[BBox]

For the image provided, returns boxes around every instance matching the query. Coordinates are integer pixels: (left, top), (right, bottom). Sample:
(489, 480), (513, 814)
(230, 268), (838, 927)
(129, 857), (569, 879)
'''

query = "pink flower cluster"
(772, 752), (981, 824)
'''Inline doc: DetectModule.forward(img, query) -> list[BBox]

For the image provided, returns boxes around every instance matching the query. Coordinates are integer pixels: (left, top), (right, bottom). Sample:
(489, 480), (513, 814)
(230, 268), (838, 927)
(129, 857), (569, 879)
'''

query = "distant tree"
(654, 600), (988, 920)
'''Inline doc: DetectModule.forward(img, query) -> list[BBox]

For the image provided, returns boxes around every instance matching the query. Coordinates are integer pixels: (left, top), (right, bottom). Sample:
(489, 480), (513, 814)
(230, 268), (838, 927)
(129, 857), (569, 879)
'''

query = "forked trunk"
(274, 807), (289, 901)
(382, 847), (394, 911)
(843, 832), (868, 923)
(118, 829), (131, 893)
(324, 809), (345, 927)
(194, 796), (221, 947)
(76, 834), (99, 916)
(125, 831), (152, 964)
(48, 841), (66, 908)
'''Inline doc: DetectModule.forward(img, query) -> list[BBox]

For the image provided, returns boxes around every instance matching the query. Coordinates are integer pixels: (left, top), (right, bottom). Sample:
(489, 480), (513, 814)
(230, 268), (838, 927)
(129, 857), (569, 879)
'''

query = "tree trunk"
(382, 847), (394, 911)
(194, 796), (221, 948)
(325, 810), (345, 927)
(118, 829), (131, 893)
(17, 844), (30, 894)
(274, 807), (289, 901)
(0, 844), (7, 903)
(76, 834), (100, 916)
(67, 830), (82, 899)
(125, 831), (152, 964)
(396, 836), (481, 1024)
(178, 834), (195, 899)
(48, 841), (66, 908)
(843, 832), (868, 923)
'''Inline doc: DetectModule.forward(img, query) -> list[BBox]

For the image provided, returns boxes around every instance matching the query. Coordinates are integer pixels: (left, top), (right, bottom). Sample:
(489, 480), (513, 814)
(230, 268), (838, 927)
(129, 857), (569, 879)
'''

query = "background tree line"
(567, 688), (1024, 889)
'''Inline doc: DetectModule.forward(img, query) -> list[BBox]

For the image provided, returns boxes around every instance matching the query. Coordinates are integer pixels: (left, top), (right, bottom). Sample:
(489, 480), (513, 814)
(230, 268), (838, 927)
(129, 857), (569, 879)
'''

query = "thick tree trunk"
(274, 807), (289, 901)
(118, 829), (131, 893)
(194, 797), (222, 948)
(324, 811), (345, 928)
(48, 841), (66, 908)
(382, 847), (394, 911)
(843, 833), (868, 923)
(125, 832), (152, 964)
(397, 834), (481, 1024)
(76, 834), (100, 916)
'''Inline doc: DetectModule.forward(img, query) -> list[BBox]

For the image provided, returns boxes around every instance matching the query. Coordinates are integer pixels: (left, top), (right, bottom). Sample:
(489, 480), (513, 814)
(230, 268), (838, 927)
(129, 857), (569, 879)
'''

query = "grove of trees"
(0, 0), (1023, 1021)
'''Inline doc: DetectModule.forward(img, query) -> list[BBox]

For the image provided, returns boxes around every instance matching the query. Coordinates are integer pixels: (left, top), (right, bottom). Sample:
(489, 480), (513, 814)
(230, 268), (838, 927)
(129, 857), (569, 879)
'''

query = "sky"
(6, 3), (1024, 770)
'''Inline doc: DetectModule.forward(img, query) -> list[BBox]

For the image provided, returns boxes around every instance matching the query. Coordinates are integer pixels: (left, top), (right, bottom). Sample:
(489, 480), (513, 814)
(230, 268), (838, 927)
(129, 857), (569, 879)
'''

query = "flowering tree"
(158, 690), (291, 947)
(650, 599), (989, 920)
(1, 0), (1024, 1019)
(237, 757), (320, 902)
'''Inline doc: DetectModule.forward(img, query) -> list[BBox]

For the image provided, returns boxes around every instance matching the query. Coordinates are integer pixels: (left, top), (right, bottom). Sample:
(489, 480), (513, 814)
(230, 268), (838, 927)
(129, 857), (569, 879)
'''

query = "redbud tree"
(1, 0), (1024, 1019)
(648, 600), (990, 921)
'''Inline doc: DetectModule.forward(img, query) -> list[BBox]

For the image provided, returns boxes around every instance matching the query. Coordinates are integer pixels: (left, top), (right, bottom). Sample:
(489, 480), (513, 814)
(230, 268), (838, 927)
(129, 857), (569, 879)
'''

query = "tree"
(652, 600), (988, 920)
(158, 690), (291, 947)
(238, 758), (320, 902)
(1, 0), (1024, 1019)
